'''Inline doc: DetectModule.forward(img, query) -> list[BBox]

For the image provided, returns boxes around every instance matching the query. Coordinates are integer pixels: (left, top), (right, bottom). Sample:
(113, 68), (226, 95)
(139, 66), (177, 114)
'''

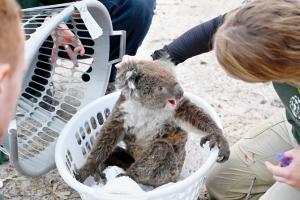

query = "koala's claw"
(200, 134), (230, 163)
(75, 168), (90, 183)
(94, 172), (107, 183)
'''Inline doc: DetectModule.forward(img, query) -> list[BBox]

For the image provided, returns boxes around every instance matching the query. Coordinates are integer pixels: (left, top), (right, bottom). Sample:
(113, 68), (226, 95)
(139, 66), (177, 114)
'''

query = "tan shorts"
(205, 110), (300, 200)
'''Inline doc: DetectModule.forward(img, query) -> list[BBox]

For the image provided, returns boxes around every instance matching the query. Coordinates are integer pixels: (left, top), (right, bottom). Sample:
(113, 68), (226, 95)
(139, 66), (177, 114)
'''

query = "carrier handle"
(108, 30), (127, 65)
(8, 130), (55, 177)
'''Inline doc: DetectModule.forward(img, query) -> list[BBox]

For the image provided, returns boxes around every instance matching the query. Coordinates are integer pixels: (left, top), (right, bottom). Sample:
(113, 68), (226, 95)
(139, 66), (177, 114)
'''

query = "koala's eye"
(158, 86), (163, 91)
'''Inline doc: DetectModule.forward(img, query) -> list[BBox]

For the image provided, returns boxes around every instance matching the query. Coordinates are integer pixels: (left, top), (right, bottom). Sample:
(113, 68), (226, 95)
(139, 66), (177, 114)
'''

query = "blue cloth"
(100, 0), (156, 82)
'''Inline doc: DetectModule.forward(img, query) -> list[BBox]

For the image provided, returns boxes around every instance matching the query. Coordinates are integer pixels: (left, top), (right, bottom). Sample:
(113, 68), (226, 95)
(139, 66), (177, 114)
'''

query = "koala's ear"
(115, 57), (139, 90)
(125, 67), (138, 90)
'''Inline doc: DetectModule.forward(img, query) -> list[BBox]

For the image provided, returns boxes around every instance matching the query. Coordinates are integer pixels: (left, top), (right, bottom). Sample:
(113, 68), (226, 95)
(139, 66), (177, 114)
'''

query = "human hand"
(115, 55), (153, 68)
(46, 17), (85, 66)
(265, 149), (300, 191)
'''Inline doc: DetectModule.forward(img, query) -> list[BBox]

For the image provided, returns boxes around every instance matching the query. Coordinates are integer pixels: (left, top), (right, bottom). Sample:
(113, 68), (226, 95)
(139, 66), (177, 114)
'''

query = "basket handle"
(108, 30), (127, 65)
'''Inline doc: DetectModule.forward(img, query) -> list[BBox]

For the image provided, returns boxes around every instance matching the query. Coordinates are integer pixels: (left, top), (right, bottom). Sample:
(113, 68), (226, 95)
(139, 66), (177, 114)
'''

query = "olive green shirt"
(273, 82), (300, 144)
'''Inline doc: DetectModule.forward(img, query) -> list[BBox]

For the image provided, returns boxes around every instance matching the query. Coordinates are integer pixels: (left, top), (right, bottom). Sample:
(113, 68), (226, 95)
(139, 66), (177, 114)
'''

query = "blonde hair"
(0, 0), (23, 69)
(214, 0), (300, 83)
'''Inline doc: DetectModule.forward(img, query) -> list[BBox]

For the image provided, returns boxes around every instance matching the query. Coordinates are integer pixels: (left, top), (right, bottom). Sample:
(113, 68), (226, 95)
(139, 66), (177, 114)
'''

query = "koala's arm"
(175, 97), (230, 162)
(76, 99), (126, 182)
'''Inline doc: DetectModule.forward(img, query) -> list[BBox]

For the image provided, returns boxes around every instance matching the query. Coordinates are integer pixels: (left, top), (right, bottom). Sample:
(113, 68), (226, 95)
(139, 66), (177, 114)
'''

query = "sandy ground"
(0, 0), (284, 199)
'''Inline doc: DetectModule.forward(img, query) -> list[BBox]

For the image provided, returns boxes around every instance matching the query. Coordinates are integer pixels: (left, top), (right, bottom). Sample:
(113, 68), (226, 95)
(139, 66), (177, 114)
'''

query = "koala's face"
(116, 60), (183, 109)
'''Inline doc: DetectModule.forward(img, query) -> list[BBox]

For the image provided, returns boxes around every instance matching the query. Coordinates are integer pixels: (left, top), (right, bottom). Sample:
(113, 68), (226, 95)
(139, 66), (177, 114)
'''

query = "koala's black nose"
(173, 84), (183, 100)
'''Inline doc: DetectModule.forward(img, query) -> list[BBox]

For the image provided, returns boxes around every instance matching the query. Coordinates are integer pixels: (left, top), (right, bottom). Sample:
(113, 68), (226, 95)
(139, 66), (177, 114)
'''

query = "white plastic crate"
(1, 0), (125, 176)
(55, 92), (221, 200)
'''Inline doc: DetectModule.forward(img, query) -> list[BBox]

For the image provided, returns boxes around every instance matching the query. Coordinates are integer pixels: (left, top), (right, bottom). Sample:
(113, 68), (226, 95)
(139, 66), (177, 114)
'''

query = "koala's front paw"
(75, 167), (91, 183)
(94, 171), (107, 183)
(200, 134), (230, 163)
(75, 164), (106, 183)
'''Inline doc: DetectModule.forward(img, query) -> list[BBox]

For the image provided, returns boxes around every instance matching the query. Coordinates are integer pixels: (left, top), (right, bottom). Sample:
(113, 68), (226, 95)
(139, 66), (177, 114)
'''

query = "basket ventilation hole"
(23, 144), (39, 155)
(28, 140), (44, 151)
(38, 132), (54, 142)
(19, 129), (33, 137)
(36, 61), (52, 71)
(66, 155), (71, 167)
(19, 120), (37, 133)
(43, 127), (59, 138)
(64, 96), (81, 107)
(33, 136), (49, 146)
(38, 54), (51, 64)
(90, 117), (97, 129)
(75, 132), (82, 145)
(17, 134), (28, 141)
(29, 81), (45, 92)
(61, 103), (77, 115)
(72, 170), (77, 177)
(85, 142), (91, 152)
(43, 95), (59, 106)
(81, 146), (87, 157)
(66, 162), (71, 172)
(86, 67), (92, 73)
(25, 87), (41, 98)
(97, 113), (104, 125)
(68, 88), (84, 100)
(57, 110), (72, 121)
(90, 136), (95, 146)
(19, 148), (33, 158)
(22, 93), (37, 103)
(104, 108), (110, 119)
(26, 117), (42, 127)
(79, 127), (86, 140)
(84, 122), (91, 134)
(81, 74), (90, 82)
(67, 149), (73, 162)
(39, 101), (55, 112)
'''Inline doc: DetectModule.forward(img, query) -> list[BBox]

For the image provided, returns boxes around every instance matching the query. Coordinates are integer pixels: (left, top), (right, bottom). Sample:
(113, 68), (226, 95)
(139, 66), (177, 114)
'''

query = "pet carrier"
(1, 0), (126, 176)
(55, 92), (221, 200)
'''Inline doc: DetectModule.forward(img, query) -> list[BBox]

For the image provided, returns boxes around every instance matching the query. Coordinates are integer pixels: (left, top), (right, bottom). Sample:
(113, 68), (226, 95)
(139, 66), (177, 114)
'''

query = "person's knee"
(205, 145), (252, 199)
(206, 164), (224, 198)
(125, 0), (156, 27)
(113, 0), (156, 55)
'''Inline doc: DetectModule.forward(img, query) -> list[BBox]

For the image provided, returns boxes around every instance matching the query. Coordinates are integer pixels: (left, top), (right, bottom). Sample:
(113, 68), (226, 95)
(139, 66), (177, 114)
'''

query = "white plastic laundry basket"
(55, 91), (221, 200)
(1, 0), (125, 177)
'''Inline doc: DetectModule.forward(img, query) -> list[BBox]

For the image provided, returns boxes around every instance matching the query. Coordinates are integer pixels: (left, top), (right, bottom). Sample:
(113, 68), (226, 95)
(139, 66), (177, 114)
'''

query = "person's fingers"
(115, 62), (122, 68)
(122, 55), (133, 63)
(64, 44), (77, 65)
(265, 161), (289, 178)
(115, 55), (135, 68)
(284, 149), (297, 159)
(50, 44), (58, 63)
(273, 175), (288, 183)
(74, 46), (85, 56)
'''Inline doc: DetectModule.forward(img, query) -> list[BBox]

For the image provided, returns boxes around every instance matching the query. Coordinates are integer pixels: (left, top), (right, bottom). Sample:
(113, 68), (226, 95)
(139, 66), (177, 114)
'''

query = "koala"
(75, 58), (230, 187)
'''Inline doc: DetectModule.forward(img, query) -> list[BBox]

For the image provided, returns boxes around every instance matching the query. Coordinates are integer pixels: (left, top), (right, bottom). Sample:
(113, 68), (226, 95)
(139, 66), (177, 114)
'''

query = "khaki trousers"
(206, 111), (300, 200)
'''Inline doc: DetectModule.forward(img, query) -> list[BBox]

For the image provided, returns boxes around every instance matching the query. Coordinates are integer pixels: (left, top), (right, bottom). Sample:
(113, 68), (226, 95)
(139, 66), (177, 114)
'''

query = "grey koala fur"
(75, 58), (230, 187)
